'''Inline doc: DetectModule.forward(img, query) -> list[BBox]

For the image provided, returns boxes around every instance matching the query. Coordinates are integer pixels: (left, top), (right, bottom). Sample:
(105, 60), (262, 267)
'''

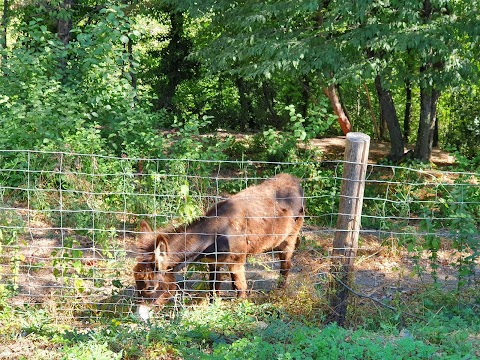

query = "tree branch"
(332, 274), (420, 319)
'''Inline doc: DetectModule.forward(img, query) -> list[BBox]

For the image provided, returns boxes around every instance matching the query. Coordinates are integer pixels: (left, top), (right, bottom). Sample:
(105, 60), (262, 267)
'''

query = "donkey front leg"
(228, 262), (248, 298)
(208, 263), (222, 300)
(277, 217), (303, 287)
(276, 235), (300, 287)
(277, 248), (294, 288)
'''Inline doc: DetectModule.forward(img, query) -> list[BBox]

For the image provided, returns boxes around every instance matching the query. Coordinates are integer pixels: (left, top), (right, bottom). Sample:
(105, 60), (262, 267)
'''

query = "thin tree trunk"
(127, 37), (137, 91)
(1, 0), (6, 48)
(379, 108), (388, 141)
(414, 87), (440, 162)
(57, 0), (73, 45)
(235, 77), (253, 131)
(323, 84), (352, 135)
(433, 115), (439, 148)
(299, 77), (310, 118)
(337, 84), (352, 128)
(404, 79), (412, 143)
(316, 1), (351, 136)
(363, 83), (379, 140)
(57, 0), (73, 73)
(1, 0), (7, 68)
(262, 81), (279, 127)
(374, 75), (405, 161)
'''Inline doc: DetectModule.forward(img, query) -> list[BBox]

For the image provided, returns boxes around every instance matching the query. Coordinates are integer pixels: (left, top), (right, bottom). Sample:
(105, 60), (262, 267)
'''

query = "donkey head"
(133, 221), (176, 305)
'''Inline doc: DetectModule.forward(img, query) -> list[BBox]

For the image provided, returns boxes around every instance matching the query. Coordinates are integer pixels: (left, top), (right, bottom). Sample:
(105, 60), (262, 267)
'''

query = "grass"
(1, 287), (479, 360)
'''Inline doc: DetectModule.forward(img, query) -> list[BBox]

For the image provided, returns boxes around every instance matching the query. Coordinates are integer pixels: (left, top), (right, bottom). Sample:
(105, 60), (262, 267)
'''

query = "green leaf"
(112, 280), (123, 288)
(74, 278), (85, 293)
(180, 184), (189, 197)
(73, 260), (83, 274)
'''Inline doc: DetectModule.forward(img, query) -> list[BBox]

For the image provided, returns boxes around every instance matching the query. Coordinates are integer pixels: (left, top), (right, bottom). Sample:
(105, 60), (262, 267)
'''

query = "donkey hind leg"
(228, 262), (248, 298)
(208, 263), (222, 301)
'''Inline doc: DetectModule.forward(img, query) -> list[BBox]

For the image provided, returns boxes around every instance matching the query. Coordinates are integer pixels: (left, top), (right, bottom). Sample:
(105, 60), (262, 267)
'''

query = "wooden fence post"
(328, 132), (370, 326)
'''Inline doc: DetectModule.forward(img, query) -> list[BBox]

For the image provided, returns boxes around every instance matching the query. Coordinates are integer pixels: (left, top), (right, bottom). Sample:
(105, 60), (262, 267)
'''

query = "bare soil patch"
(10, 221), (478, 314)
(310, 136), (456, 166)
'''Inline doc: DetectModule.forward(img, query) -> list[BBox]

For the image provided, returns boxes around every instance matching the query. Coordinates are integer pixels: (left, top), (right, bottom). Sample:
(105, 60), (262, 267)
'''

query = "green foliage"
(362, 165), (479, 286)
(286, 103), (336, 143)
(0, 209), (25, 295)
(2, 298), (478, 359)
(0, 2), (158, 161)
(3, 0), (479, 158)
(62, 341), (122, 360)
(162, 0), (480, 157)
(167, 115), (229, 162)
(440, 88), (480, 160)
(434, 176), (479, 285)
(2, 0), (480, 162)
(173, 75), (241, 127)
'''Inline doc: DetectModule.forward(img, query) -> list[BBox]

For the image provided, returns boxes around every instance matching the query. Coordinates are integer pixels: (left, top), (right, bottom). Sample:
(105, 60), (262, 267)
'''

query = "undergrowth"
(1, 288), (479, 359)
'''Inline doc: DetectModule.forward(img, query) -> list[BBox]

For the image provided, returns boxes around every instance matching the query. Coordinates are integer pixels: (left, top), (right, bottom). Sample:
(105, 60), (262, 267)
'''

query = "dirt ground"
(310, 136), (456, 166)
(8, 211), (478, 319)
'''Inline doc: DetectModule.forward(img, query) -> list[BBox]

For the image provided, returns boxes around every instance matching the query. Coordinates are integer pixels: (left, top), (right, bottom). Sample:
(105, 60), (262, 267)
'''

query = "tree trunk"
(57, 0), (73, 73)
(433, 115), (439, 148)
(299, 77), (310, 118)
(262, 81), (279, 127)
(337, 84), (352, 128)
(156, 10), (184, 110)
(235, 77), (254, 131)
(379, 108), (388, 141)
(323, 84), (352, 135)
(155, 8), (198, 111)
(374, 75), (405, 162)
(1, 0), (6, 48)
(413, 87), (440, 162)
(404, 79), (412, 143)
(57, 0), (73, 45)
(1, 0), (7, 68)
(316, 1), (351, 136)
(413, 0), (442, 162)
(363, 83), (379, 140)
(127, 36), (137, 91)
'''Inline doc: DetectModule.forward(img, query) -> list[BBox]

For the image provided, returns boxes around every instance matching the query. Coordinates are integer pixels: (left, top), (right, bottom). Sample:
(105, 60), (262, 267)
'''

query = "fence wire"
(0, 150), (479, 320)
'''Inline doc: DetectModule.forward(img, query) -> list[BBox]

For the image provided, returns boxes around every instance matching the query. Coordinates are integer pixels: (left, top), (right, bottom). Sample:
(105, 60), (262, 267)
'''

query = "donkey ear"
(155, 234), (169, 255)
(154, 234), (169, 270)
(138, 220), (153, 242)
(139, 220), (152, 233)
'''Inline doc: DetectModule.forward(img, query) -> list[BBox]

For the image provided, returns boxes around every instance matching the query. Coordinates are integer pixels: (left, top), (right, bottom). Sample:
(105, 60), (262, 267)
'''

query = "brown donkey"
(133, 173), (304, 306)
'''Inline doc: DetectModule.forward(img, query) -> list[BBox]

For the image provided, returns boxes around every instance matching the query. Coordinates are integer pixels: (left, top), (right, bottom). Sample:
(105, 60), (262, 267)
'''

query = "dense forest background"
(1, 2), (480, 358)
(1, 0), (479, 165)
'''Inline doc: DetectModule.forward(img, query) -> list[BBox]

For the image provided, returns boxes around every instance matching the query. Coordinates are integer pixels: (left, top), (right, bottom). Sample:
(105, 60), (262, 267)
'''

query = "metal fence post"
(328, 132), (370, 325)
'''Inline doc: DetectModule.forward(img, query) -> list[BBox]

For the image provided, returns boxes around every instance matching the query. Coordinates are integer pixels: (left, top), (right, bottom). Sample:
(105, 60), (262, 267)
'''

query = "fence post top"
(346, 132), (370, 142)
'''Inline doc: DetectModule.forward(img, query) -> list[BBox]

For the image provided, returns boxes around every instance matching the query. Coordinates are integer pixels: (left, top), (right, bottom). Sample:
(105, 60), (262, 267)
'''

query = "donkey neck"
(165, 220), (217, 271)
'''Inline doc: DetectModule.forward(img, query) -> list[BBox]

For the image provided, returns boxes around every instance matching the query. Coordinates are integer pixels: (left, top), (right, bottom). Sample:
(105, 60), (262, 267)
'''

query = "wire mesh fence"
(0, 149), (479, 321)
